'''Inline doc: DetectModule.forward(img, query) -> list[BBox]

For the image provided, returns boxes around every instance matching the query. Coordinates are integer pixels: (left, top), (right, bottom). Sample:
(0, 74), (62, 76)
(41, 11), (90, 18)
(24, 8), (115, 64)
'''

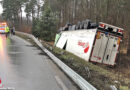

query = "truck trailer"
(55, 22), (124, 66)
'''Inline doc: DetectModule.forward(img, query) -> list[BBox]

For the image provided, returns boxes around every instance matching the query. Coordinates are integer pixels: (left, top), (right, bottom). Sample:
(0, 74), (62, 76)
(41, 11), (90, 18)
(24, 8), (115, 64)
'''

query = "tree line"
(1, 0), (130, 41)
(50, 0), (130, 30)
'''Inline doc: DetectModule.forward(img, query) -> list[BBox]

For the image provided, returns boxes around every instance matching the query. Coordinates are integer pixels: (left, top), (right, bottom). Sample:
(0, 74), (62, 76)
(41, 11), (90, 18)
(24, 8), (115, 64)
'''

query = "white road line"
(55, 76), (68, 90)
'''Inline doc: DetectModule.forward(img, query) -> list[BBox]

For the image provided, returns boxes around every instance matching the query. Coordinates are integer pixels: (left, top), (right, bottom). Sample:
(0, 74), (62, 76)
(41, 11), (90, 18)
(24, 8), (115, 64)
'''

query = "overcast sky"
(0, 0), (26, 17)
(0, 0), (3, 14)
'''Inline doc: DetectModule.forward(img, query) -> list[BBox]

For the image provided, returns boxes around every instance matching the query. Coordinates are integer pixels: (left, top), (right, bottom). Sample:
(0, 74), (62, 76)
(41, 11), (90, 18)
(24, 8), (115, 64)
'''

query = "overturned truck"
(54, 21), (124, 66)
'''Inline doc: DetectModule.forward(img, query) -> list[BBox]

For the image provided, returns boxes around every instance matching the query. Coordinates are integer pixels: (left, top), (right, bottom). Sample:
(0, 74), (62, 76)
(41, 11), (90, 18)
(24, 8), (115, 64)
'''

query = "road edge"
(15, 31), (97, 90)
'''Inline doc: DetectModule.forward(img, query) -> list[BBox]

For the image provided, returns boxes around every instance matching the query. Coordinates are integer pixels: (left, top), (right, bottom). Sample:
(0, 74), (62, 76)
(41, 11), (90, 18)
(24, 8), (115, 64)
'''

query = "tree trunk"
(106, 0), (110, 22)
(20, 6), (23, 24)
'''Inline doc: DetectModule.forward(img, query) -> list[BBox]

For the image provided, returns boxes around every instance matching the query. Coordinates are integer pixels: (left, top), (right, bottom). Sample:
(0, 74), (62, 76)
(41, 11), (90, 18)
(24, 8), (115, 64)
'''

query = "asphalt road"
(0, 35), (78, 90)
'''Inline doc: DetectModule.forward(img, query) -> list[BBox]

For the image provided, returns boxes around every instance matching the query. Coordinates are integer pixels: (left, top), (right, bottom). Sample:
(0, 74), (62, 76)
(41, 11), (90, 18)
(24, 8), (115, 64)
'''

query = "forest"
(0, 0), (130, 41)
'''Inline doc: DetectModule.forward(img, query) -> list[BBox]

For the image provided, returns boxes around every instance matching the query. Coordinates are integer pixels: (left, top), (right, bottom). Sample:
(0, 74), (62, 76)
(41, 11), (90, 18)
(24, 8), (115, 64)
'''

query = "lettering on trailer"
(78, 41), (89, 53)
(93, 56), (101, 60)
(0, 78), (3, 88)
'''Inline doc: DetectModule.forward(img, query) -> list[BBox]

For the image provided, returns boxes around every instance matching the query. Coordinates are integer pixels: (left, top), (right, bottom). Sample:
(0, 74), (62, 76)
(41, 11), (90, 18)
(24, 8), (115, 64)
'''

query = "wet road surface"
(0, 35), (78, 90)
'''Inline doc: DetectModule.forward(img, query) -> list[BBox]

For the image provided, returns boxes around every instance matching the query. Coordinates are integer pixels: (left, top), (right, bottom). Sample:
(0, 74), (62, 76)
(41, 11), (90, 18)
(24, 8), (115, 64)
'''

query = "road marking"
(55, 76), (68, 90)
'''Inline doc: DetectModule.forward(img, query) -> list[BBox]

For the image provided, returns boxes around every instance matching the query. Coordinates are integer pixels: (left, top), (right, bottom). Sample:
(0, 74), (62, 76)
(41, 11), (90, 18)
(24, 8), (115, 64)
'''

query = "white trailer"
(56, 29), (97, 61)
(55, 22), (123, 66)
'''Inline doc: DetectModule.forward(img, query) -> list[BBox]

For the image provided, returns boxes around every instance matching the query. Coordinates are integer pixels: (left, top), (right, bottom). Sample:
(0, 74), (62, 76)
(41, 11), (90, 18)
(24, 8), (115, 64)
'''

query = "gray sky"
(0, 0), (3, 14)
(0, 0), (26, 17)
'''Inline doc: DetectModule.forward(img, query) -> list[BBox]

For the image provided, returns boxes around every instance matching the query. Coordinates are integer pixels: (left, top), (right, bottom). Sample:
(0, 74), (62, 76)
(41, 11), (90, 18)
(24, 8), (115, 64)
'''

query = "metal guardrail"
(16, 31), (97, 90)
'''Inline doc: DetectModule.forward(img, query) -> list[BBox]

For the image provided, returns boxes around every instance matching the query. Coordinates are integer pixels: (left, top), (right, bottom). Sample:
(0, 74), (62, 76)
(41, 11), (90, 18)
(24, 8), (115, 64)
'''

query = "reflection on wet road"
(0, 35), (77, 90)
(0, 35), (7, 61)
